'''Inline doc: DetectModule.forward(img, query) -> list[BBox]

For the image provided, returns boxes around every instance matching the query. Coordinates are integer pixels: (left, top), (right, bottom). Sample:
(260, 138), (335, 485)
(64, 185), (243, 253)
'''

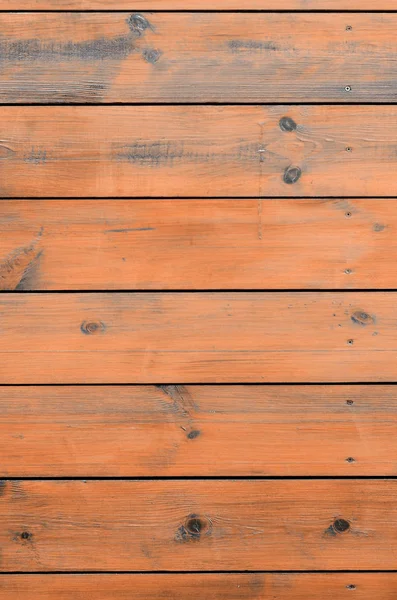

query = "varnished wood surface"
(1, 106), (397, 197)
(0, 199), (395, 290)
(0, 292), (396, 383)
(0, 573), (394, 599)
(0, 13), (395, 103)
(1, 479), (397, 571)
(1, 0), (395, 8)
(3, 384), (397, 476)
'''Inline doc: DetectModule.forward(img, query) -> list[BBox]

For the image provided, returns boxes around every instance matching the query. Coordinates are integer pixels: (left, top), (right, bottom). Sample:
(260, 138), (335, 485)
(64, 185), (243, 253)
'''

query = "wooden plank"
(0, 292), (396, 383)
(0, 573), (395, 599)
(1, 1), (395, 8)
(0, 199), (395, 291)
(3, 384), (397, 477)
(1, 479), (397, 571)
(0, 13), (395, 103)
(1, 106), (397, 198)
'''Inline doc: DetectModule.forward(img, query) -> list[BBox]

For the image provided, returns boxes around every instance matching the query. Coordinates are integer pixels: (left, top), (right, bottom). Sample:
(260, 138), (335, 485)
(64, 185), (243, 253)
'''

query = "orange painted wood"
(1, 106), (397, 197)
(2, 384), (397, 477)
(0, 13), (394, 103)
(0, 573), (394, 599)
(0, 199), (395, 290)
(1, 0), (394, 8)
(0, 292), (394, 383)
(1, 479), (397, 571)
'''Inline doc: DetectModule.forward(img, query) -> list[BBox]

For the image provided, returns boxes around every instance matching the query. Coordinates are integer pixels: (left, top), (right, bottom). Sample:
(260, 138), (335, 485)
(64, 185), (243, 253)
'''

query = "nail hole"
(345, 211), (352, 218)
(347, 339), (354, 345)
(345, 86), (352, 92)
(187, 430), (200, 440)
(20, 531), (32, 540)
(345, 268), (352, 274)
(333, 518), (350, 533)
(346, 584), (356, 590)
(345, 147), (352, 152)
(346, 25), (353, 31)
(346, 457), (355, 463)
(346, 400), (354, 405)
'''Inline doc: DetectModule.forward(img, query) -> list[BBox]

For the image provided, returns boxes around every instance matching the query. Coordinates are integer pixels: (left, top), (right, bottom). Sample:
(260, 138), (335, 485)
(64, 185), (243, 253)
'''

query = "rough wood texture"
(1, 479), (397, 571)
(0, 292), (395, 383)
(0, 13), (395, 103)
(0, 199), (395, 290)
(0, 573), (394, 599)
(1, 106), (397, 197)
(1, 0), (395, 7)
(3, 385), (397, 477)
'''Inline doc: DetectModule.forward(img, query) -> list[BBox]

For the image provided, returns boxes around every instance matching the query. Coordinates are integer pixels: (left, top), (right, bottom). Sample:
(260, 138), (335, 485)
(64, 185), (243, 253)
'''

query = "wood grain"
(1, 479), (397, 571)
(0, 13), (395, 103)
(0, 292), (396, 383)
(1, 0), (395, 8)
(1, 106), (397, 197)
(0, 573), (395, 599)
(3, 384), (397, 477)
(0, 199), (395, 290)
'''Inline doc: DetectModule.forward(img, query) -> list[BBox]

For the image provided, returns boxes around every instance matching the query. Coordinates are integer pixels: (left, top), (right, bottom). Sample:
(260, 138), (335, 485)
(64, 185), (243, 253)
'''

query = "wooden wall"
(0, 1), (396, 599)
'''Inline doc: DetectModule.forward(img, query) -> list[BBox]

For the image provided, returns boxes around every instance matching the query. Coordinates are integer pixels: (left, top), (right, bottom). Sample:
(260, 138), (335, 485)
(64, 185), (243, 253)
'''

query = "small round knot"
(279, 116), (297, 132)
(283, 166), (302, 184)
(143, 48), (162, 64)
(351, 311), (374, 326)
(333, 518), (350, 534)
(127, 13), (150, 34)
(185, 514), (211, 537)
(81, 321), (106, 335)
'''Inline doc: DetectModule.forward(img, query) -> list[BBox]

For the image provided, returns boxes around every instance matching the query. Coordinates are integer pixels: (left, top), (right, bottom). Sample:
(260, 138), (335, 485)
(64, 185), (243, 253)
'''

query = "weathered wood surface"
(1, 479), (397, 571)
(0, 573), (394, 599)
(0, 292), (395, 383)
(1, 106), (397, 197)
(0, 199), (395, 291)
(2, 0), (395, 8)
(3, 384), (397, 477)
(0, 13), (395, 103)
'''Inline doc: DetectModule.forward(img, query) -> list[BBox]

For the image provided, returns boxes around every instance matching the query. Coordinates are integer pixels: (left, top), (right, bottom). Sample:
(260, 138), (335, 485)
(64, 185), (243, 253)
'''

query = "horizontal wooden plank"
(1, 106), (397, 197)
(2, 1), (395, 8)
(0, 573), (395, 599)
(0, 292), (396, 383)
(1, 479), (396, 571)
(0, 199), (395, 290)
(0, 13), (395, 103)
(4, 384), (397, 476)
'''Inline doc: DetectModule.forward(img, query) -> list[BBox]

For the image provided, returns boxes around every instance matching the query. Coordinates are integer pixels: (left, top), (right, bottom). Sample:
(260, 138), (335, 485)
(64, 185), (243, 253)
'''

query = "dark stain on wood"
(24, 147), (47, 164)
(0, 35), (137, 62)
(126, 13), (153, 36)
(228, 39), (279, 52)
(115, 141), (185, 167)
(187, 429), (200, 440)
(0, 230), (43, 291)
(104, 227), (155, 233)
(373, 223), (385, 232)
